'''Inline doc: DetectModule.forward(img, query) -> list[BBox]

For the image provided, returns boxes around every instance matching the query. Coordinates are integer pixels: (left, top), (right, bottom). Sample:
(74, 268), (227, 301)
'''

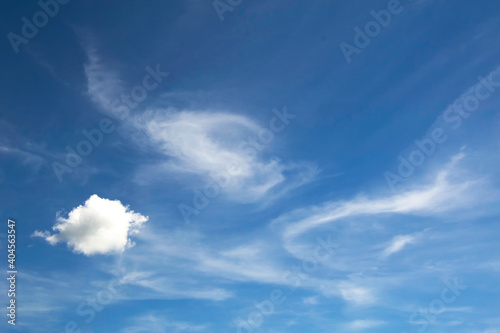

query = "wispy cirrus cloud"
(134, 109), (316, 202)
(380, 229), (429, 258)
(81, 43), (316, 203)
(122, 313), (208, 333)
(0, 120), (54, 175)
(382, 234), (416, 257)
(83, 42), (125, 116)
(346, 319), (386, 330)
(273, 152), (486, 248)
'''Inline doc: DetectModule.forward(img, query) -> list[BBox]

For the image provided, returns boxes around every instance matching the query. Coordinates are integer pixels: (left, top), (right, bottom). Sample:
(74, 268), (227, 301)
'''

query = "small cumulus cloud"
(33, 194), (148, 255)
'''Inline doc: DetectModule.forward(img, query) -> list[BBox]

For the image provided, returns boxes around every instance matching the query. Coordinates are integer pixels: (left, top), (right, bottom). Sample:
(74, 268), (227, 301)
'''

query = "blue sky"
(1, 0), (500, 332)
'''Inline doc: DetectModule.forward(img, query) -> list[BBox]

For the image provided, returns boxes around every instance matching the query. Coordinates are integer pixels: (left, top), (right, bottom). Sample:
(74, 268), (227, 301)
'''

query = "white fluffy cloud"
(34, 194), (148, 255)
